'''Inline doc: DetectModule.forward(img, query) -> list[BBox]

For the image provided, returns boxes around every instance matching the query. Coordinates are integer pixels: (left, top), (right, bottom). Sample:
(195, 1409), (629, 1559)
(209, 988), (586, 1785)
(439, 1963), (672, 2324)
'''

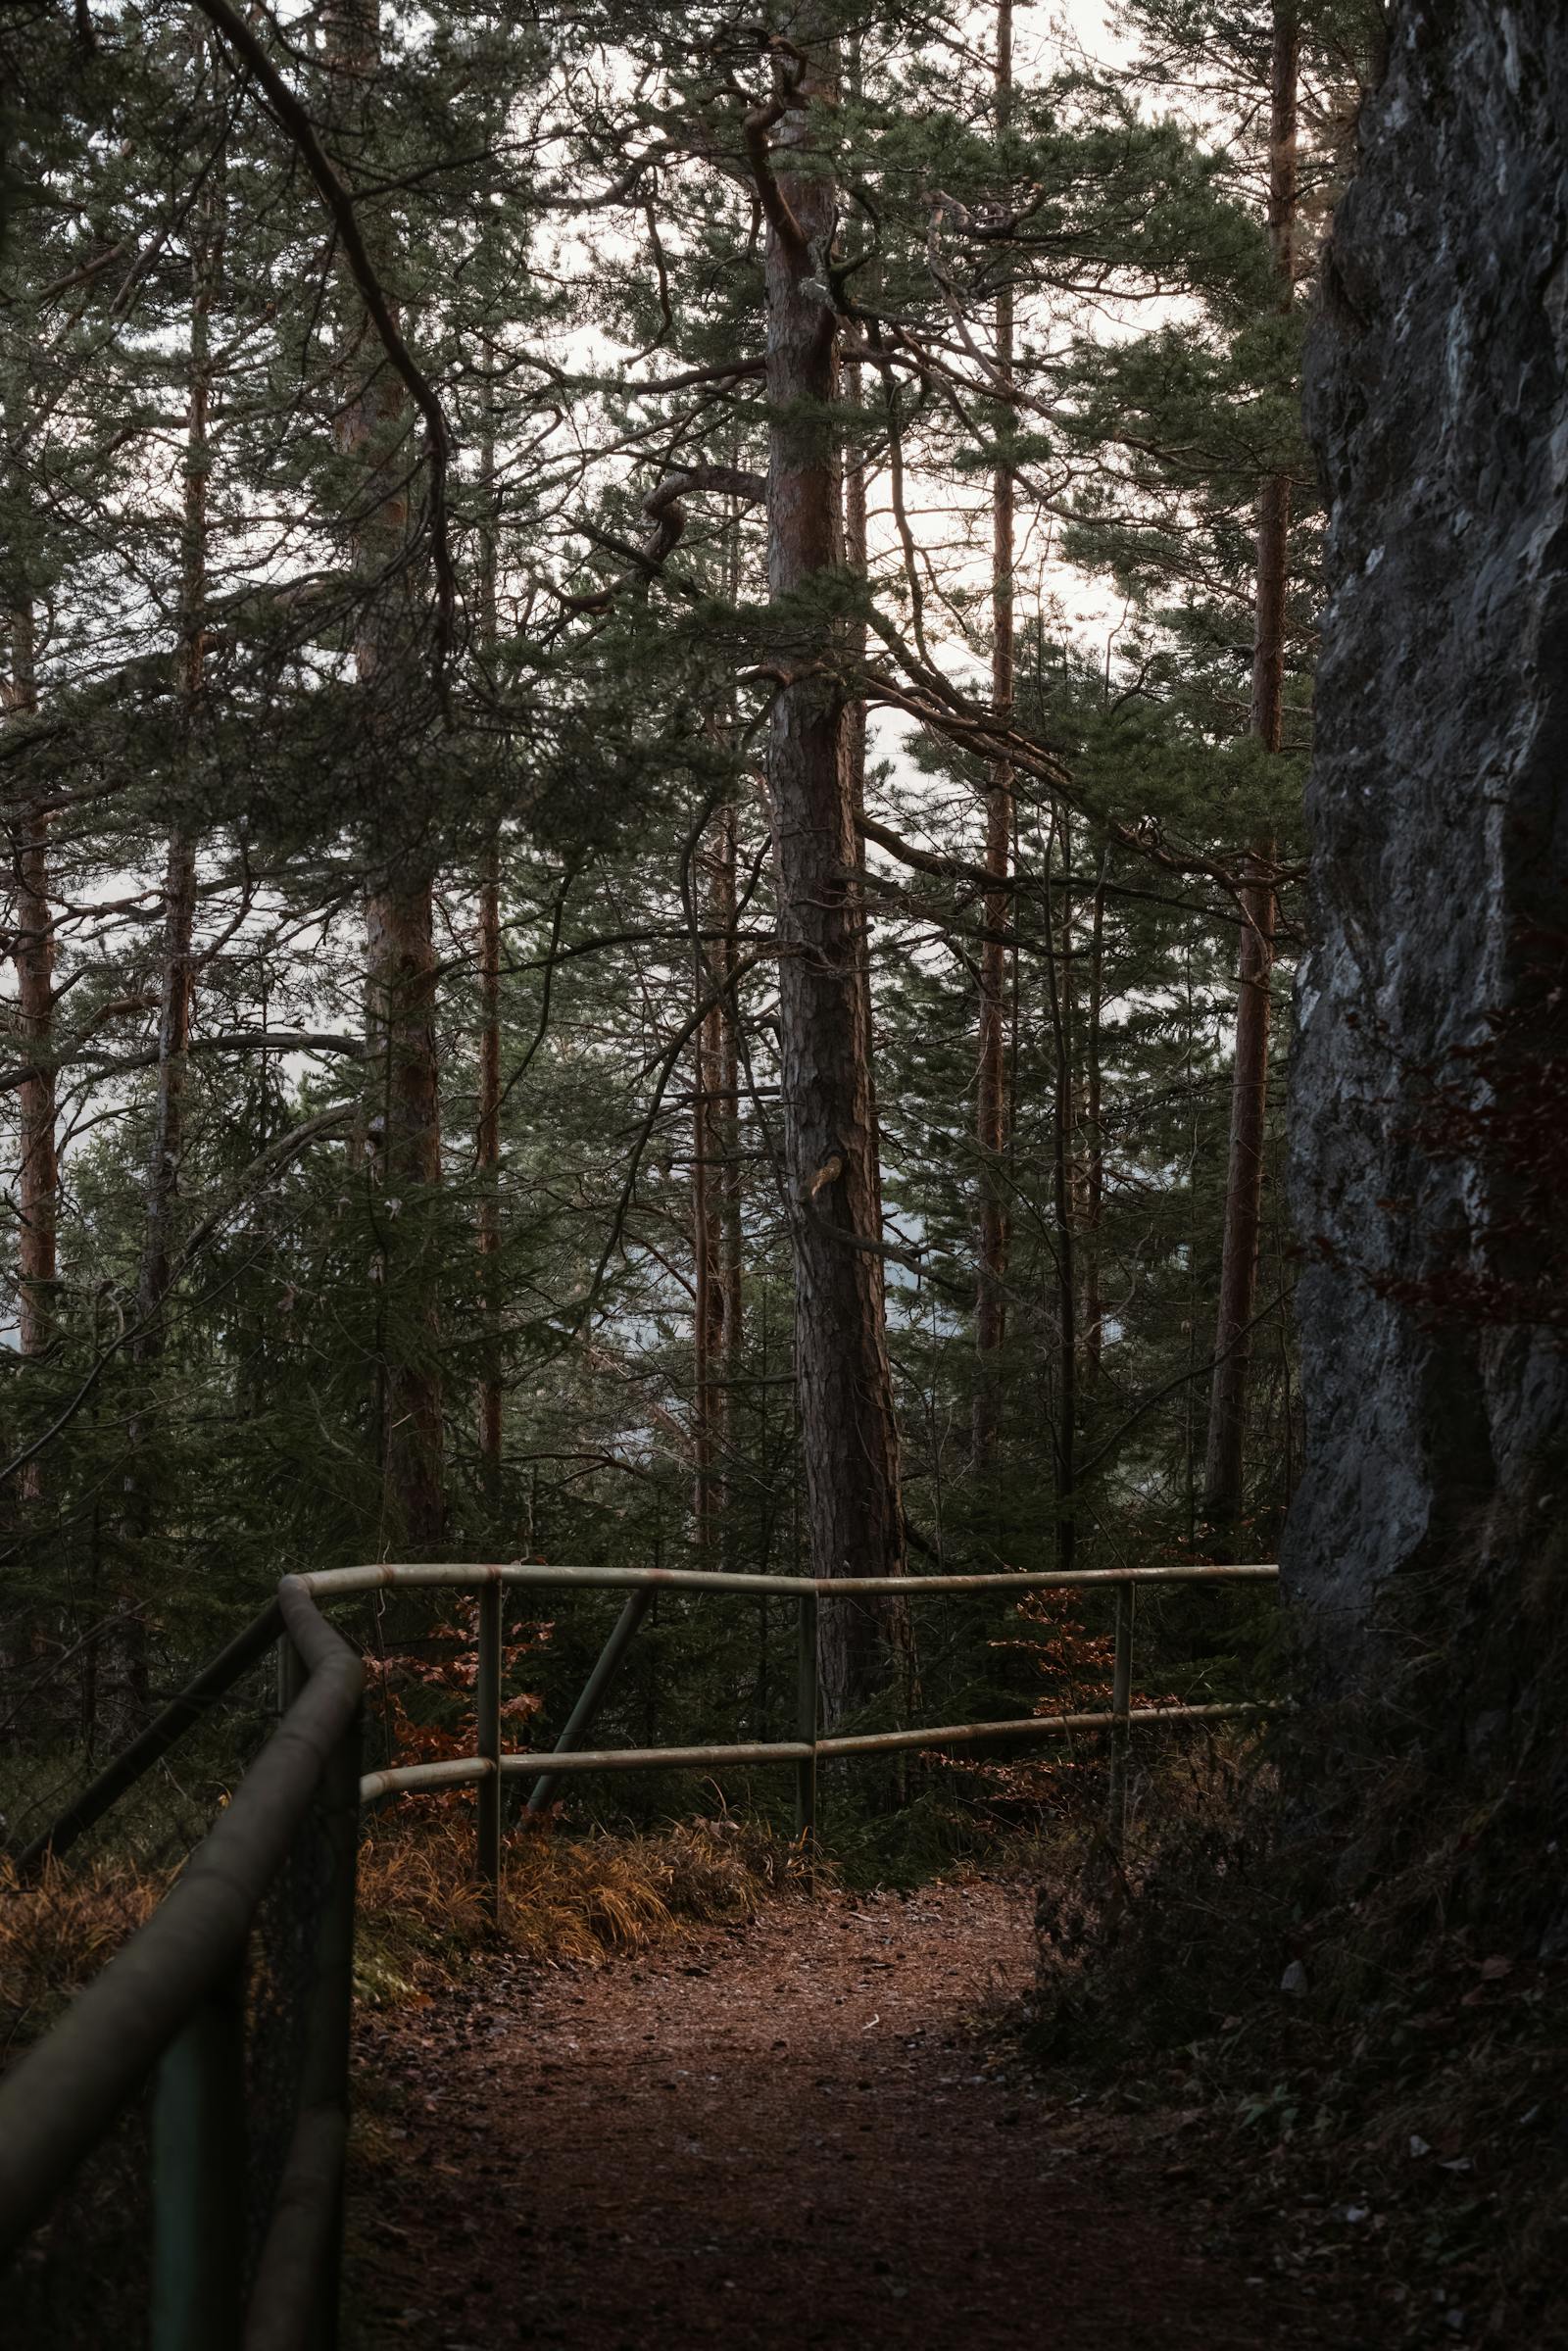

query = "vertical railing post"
(795, 1589), (818, 1861)
(299, 1702), (364, 2351)
(151, 1957), (248, 2351)
(476, 1576), (503, 1919)
(1107, 1579), (1135, 1853)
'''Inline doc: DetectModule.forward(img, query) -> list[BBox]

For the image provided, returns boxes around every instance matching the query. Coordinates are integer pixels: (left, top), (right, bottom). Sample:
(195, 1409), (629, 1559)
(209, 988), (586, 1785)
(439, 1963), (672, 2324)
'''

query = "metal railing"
(320, 1560), (1279, 1893)
(0, 1554), (1278, 2344)
(0, 1578), (363, 2348)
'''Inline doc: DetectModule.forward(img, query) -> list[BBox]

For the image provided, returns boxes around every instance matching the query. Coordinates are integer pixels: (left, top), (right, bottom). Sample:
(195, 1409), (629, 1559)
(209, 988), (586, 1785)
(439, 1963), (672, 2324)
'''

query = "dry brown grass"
(352, 1809), (810, 2005)
(0, 1853), (168, 2058)
(0, 1812), (808, 2056)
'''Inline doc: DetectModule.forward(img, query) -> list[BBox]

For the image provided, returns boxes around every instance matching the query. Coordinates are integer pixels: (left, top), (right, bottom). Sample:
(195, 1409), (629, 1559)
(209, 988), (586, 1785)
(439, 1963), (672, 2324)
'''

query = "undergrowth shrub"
(0, 1853), (166, 2059)
(1024, 1710), (1568, 2350)
(351, 1809), (808, 2003)
(0, 1810), (812, 2061)
(1030, 1727), (1280, 2058)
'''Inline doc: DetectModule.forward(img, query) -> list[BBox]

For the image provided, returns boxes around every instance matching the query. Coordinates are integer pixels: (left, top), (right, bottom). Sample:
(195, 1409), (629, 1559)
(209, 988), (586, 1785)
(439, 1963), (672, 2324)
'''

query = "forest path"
(347, 1877), (1366, 2350)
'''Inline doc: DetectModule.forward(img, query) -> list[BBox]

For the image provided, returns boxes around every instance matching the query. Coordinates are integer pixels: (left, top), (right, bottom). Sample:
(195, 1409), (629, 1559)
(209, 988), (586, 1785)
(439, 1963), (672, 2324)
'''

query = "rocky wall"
(1288, 0), (1568, 1876)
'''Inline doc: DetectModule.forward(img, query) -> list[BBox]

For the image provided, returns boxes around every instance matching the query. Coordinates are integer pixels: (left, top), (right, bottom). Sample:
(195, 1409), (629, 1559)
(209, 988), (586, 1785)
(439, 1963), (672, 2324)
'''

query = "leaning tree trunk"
(760, 21), (908, 1728)
(973, 0), (1016, 1474)
(1204, 0), (1298, 1546)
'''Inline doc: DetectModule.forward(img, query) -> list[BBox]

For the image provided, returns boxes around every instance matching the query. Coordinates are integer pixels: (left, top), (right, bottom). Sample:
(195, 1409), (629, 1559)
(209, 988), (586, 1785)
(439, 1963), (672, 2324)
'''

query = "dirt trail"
(348, 1879), (1370, 2350)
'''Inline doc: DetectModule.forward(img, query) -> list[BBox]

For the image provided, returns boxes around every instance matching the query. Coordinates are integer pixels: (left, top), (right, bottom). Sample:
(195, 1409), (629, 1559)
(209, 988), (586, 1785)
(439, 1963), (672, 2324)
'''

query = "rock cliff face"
(1289, 1), (1568, 1895)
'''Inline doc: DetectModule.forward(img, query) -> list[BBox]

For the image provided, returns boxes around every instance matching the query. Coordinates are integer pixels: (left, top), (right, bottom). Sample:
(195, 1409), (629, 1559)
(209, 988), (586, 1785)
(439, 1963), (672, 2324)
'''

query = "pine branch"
(189, 0), (457, 661)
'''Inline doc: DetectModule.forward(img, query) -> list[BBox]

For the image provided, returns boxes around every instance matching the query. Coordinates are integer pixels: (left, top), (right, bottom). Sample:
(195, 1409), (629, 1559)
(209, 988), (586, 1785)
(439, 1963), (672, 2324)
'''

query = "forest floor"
(344, 1874), (1383, 2351)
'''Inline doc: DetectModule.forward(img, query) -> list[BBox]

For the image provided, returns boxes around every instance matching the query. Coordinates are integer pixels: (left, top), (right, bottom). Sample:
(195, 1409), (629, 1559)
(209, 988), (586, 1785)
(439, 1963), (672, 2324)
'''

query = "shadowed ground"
(347, 1878), (1374, 2350)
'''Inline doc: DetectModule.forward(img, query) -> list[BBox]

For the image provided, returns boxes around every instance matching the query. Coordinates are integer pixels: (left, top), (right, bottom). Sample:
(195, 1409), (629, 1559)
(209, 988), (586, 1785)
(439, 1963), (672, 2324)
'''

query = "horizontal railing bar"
(12, 1597), (285, 1879)
(0, 1581), (364, 2259)
(816, 1699), (1276, 1759)
(793, 1569), (1277, 1596)
(20, 1563), (1280, 1874)
(301, 1561), (1279, 1604)
(359, 1756), (489, 1803)
(356, 1699), (1278, 1803)
(503, 1739), (812, 1775)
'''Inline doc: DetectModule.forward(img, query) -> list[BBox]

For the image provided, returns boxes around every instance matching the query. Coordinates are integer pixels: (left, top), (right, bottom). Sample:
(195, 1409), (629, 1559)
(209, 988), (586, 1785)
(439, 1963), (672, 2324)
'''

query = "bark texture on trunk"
(113, 60), (222, 1721)
(691, 792), (744, 1564)
(365, 877), (443, 1550)
(1083, 864), (1106, 1388)
(691, 864), (721, 1562)
(1045, 820), (1077, 1573)
(841, 349), (894, 1466)
(1204, 0), (1297, 1543)
(329, 0), (445, 1552)
(137, 833), (199, 1332)
(137, 104), (220, 1339)
(138, 272), (210, 1342)
(475, 403), (502, 1520)
(477, 833), (503, 1514)
(1288, 3), (1568, 1939)
(760, 23), (907, 1728)
(5, 604), (54, 1390)
(973, 0), (1015, 1472)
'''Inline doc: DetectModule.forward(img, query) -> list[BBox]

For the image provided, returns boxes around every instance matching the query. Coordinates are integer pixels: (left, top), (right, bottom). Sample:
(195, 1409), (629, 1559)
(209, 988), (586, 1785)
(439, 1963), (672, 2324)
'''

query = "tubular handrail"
(334, 1561), (1280, 1857)
(14, 1559), (1277, 1880)
(291, 1559), (1280, 1601)
(358, 1701), (1276, 1803)
(0, 1580), (363, 2336)
(1, 1552), (1280, 2342)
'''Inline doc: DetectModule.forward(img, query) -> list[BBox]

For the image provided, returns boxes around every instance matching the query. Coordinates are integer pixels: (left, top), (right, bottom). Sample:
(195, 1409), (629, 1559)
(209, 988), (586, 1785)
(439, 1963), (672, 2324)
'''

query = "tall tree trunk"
(694, 488), (745, 1564)
(691, 838), (724, 1562)
(117, 37), (220, 1724)
(841, 323), (894, 1477)
(973, 0), (1015, 1472)
(477, 833), (502, 1519)
(760, 20), (908, 1728)
(710, 798), (746, 1574)
(1082, 858), (1106, 1388)
(476, 399), (502, 1523)
(686, 799), (743, 1570)
(138, 833), (199, 1332)
(714, 797), (744, 1433)
(364, 881), (443, 1552)
(328, 0), (445, 1554)
(1204, 0), (1297, 1544)
(1045, 815), (1078, 1573)
(5, 601), (53, 1518)
(5, 605), (52, 1378)
(138, 180), (213, 1343)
